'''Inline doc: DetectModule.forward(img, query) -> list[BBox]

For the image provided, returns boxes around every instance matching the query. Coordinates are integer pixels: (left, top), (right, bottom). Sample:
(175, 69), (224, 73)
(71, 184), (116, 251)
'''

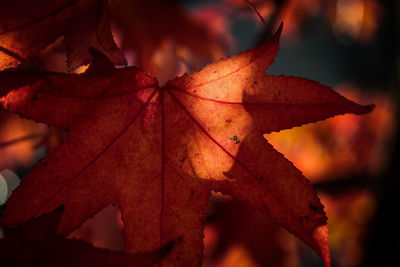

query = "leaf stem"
(242, 0), (273, 41)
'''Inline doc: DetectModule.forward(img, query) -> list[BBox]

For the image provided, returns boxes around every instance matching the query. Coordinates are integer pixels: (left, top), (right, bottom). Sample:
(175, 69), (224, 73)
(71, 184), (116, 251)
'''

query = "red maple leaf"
(0, 208), (171, 266)
(0, 0), (125, 70)
(0, 26), (373, 266)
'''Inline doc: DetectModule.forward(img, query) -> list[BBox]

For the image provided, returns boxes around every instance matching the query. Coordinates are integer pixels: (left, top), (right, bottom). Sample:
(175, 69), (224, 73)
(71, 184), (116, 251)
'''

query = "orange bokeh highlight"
(0, 109), (48, 171)
(266, 86), (395, 182)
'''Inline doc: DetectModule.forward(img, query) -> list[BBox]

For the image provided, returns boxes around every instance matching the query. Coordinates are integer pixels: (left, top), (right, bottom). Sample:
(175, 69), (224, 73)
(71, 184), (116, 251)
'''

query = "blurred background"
(0, 0), (399, 266)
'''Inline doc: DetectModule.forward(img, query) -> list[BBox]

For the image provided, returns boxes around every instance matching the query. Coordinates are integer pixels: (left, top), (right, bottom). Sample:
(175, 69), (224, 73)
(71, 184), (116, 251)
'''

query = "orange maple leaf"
(0, 26), (373, 266)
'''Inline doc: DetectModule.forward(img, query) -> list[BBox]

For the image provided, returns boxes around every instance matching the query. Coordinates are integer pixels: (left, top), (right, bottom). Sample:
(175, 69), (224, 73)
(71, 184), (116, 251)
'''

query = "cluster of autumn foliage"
(0, 0), (395, 267)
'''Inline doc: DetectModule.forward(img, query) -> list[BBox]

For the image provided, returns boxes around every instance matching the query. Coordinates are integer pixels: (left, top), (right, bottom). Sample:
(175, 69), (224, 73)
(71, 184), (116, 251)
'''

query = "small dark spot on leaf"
(259, 176), (264, 181)
(229, 135), (240, 144)
(177, 236), (184, 243)
(224, 119), (232, 127)
(309, 204), (321, 214)
(278, 90), (281, 96)
(299, 217), (303, 223)
(164, 240), (175, 252)
(180, 157), (186, 163)
(253, 81), (257, 84)
(188, 190), (195, 200)
(213, 70), (217, 73)
(193, 90), (197, 93)
(43, 161), (48, 167)
(32, 94), (38, 101)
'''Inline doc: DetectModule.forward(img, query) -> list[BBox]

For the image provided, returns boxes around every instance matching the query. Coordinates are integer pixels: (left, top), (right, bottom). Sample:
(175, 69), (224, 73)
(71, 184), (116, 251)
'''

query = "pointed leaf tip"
(271, 22), (283, 44)
(352, 103), (375, 115)
(276, 22), (283, 36)
(313, 225), (331, 267)
(86, 48), (115, 73)
(366, 104), (376, 112)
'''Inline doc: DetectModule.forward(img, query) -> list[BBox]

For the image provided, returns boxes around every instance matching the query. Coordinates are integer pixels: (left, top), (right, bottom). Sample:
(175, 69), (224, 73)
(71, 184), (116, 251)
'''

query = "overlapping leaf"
(0, 26), (372, 266)
(110, 0), (226, 75)
(0, 208), (170, 266)
(0, 0), (125, 70)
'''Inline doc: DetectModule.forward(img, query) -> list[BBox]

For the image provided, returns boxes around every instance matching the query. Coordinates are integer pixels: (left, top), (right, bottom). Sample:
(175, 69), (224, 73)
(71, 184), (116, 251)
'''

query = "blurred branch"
(312, 173), (377, 195)
(0, 45), (25, 62)
(0, 133), (48, 149)
(243, 0), (273, 38)
(254, 0), (288, 45)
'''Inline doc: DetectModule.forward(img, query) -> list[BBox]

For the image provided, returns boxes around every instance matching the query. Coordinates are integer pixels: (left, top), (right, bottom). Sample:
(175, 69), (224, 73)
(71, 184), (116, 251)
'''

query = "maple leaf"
(0, 208), (171, 266)
(0, 26), (373, 266)
(110, 0), (226, 75)
(207, 199), (292, 266)
(0, 0), (125, 71)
